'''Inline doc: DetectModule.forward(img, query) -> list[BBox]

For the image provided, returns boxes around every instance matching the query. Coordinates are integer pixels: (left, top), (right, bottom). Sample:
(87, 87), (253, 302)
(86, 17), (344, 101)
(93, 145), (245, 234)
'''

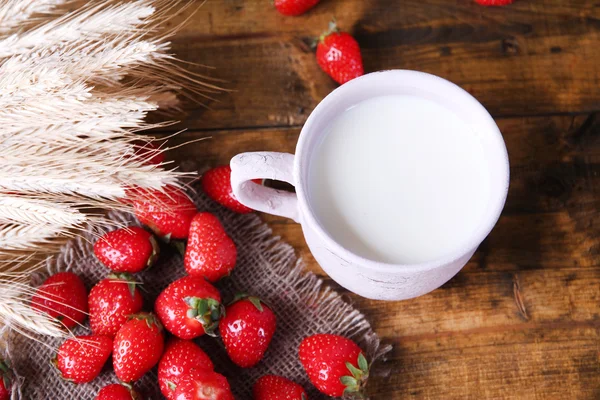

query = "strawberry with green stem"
(316, 21), (364, 85)
(155, 276), (223, 339)
(299, 334), (369, 397)
(219, 295), (276, 368)
(88, 273), (144, 337)
(113, 313), (165, 382)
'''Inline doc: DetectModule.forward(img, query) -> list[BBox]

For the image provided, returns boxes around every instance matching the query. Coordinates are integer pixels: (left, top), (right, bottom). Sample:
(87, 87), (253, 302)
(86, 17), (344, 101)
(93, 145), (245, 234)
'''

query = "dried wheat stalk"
(0, 257), (68, 345)
(0, 0), (209, 258)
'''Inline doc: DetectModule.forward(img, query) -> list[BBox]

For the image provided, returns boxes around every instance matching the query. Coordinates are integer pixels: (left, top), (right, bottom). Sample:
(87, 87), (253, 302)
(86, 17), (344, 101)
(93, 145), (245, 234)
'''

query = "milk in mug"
(308, 95), (491, 264)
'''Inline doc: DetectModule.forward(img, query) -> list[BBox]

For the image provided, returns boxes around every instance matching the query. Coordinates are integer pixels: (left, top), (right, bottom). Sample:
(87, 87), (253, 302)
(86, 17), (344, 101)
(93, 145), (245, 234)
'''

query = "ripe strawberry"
(253, 375), (307, 400)
(94, 227), (159, 273)
(89, 274), (144, 337)
(201, 165), (252, 214)
(130, 185), (197, 240)
(299, 334), (369, 397)
(274, 0), (319, 16)
(184, 213), (237, 282)
(55, 335), (112, 383)
(155, 276), (223, 339)
(96, 383), (142, 400)
(174, 368), (234, 400)
(219, 296), (276, 368)
(0, 360), (13, 400)
(475, 0), (513, 5)
(316, 22), (364, 85)
(30, 272), (88, 329)
(158, 338), (214, 400)
(113, 313), (165, 382)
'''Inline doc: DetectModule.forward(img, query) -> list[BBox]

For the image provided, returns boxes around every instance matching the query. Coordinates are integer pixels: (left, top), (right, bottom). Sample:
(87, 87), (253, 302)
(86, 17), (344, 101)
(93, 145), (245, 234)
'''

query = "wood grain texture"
(159, 0), (600, 130)
(159, 1), (600, 398)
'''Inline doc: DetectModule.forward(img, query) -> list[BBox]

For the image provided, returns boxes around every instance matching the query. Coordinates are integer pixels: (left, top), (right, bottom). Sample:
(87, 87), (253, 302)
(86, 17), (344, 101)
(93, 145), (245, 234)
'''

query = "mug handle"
(230, 152), (300, 223)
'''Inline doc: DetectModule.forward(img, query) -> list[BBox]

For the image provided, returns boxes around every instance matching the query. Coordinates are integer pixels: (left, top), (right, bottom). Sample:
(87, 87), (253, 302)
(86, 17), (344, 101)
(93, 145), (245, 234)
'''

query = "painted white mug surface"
(230, 70), (509, 301)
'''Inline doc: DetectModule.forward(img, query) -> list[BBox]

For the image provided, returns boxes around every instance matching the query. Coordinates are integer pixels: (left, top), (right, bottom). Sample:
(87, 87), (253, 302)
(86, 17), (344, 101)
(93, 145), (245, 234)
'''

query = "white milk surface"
(308, 95), (491, 264)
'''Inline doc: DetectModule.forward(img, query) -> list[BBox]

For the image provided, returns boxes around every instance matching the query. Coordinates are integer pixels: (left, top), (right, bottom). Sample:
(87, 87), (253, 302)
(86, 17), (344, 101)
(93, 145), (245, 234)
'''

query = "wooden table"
(160, 1), (600, 398)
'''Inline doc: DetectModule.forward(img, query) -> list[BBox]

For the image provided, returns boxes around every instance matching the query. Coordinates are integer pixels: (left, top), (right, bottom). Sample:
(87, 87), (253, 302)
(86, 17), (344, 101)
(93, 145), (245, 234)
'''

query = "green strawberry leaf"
(197, 299), (208, 316)
(346, 361), (363, 379)
(186, 297), (224, 337)
(248, 297), (264, 312)
(340, 375), (358, 387)
(358, 353), (369, 373)
(128, 281), (137, 298)
(232, 293), (249, 303)
(0, 360), (9, 374)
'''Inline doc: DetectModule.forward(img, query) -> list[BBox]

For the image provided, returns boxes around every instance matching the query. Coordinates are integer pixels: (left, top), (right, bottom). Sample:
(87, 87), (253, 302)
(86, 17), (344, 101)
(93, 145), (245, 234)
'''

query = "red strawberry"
(184, 213), (237, 282)
(0, 360), (13, 400)
(174, 368), (234, 400)
(158, 338), (214, 400)
(274, 0), (319, 16)
(89, 274), (144, 337)
(96, 383), (142, 400)
(155, 276), (223, 339)
(55, 335), (112, 383)
(316, 22), (364, 85)
(113, 313), (165, 382)
(94, 227), (159, 273)
(30, 272), (88, 329)
(130, 185), (197, 240)
(299, 334), (369, 397)
(219, 296), (276, 368)
(253, 375), (307, 400)
(134, 140), (166, 166)
(475, 0), (513, 5)
(201, 166), (252, 214)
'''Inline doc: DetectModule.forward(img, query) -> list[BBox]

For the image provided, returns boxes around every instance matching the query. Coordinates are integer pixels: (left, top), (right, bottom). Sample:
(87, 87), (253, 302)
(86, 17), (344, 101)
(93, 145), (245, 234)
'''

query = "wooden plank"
(159, 0), (600, 130)
(368, 326), (600, 399)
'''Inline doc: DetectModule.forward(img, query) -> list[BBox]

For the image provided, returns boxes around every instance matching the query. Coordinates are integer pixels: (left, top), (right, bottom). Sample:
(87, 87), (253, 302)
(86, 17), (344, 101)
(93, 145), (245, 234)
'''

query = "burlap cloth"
(7, 175), (391, 399)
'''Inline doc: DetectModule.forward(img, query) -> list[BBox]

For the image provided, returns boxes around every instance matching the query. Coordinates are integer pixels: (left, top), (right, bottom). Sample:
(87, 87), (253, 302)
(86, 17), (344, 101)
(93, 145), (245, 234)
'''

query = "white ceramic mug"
(230, 70), (509, 301)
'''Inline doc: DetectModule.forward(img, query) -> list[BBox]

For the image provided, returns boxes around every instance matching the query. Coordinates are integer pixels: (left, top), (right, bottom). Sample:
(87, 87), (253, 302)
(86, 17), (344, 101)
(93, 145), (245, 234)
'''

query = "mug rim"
(294, 69), (510, 273)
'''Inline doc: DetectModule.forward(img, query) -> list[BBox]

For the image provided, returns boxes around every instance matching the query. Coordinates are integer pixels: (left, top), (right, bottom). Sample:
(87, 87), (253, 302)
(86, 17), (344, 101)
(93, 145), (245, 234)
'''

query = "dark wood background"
(159, 1), (600, 398)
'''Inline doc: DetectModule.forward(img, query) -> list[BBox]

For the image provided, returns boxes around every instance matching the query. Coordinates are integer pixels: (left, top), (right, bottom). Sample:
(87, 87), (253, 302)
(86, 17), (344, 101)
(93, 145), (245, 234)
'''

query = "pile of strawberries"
(27, 165), (370, 400)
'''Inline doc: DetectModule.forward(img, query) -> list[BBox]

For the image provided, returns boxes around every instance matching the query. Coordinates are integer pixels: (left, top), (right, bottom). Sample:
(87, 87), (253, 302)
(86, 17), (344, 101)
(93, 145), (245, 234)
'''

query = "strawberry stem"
(108, 273), (138, 298)
(319, 18), (339, 42)
(184, 297), (224, 337)
(340, 353), (370, 399)
(230, 293), (269, 312)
